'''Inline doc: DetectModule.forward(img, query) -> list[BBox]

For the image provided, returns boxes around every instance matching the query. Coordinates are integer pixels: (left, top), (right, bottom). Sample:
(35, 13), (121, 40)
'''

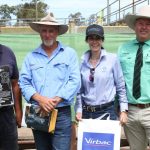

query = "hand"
(53, 96), (63, 106)
(119, 111), (128, 125)
(38, 96), (56, 112)
(32, 93), (62, 112)
(76, 112), (82, 121)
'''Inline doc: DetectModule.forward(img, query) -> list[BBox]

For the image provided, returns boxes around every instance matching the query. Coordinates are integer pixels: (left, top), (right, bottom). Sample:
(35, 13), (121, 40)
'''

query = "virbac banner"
(77, 119), (121, 150)
(82, 132), (114, 150)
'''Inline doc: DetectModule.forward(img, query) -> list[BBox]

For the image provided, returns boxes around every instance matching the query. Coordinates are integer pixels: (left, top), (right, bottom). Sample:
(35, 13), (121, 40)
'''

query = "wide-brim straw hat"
(29, 13), (68, 35)
(125, 5), (150, 30)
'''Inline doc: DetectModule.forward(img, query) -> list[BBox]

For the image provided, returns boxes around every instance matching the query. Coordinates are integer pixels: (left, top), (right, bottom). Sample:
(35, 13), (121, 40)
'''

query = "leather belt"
(56, 105), (70, 110)
(129, 103), (150, 109)
(83, 101), (114, 112)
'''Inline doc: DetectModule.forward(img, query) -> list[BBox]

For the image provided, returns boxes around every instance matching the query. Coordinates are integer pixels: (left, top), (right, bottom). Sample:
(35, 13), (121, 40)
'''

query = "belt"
(56, 105), (70, 111)
(83, 101), (114, 112)
(129, 103), (150, 109)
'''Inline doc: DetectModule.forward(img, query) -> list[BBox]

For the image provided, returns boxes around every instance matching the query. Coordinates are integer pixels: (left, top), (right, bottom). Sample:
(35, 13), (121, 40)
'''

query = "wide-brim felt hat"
(29, 13), (68, 35)
(125, 5), (150, 30)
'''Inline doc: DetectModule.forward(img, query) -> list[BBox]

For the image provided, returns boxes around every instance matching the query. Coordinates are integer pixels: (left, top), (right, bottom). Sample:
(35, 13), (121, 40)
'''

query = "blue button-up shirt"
(75, 49), (128, 113)
(19, 42), (81, 107)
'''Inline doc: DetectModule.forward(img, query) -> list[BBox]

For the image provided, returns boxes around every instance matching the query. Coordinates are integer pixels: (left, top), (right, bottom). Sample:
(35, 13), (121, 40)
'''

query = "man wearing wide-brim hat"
(118, 5), (150, 150)
(19, 13), (81, 150)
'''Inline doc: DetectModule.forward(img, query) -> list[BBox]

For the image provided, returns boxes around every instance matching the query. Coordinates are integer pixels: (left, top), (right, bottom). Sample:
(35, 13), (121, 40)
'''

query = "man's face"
(39, 25), (59, 47)
(134, 18), (150, 42)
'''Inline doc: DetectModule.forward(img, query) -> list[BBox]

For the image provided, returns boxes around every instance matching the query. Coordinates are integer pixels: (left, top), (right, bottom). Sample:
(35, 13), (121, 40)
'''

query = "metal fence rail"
(96, 0), (150, 25)
(0, 0), (149, 27)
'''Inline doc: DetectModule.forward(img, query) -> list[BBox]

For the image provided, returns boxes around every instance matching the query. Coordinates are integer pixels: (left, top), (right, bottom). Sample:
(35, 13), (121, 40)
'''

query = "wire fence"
(0, 0), (149, 27)
(95, 0), (150, 25)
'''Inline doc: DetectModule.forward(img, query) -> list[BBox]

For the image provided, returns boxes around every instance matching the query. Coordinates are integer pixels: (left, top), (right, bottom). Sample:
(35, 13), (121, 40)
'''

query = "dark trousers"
(0, 107), (18, 150)
(32, 106), (72, 150)
(82, 103), (117, 120)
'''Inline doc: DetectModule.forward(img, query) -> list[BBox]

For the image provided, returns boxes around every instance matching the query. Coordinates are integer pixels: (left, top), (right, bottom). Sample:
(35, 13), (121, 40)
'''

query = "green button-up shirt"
(118, 39), (150, 104)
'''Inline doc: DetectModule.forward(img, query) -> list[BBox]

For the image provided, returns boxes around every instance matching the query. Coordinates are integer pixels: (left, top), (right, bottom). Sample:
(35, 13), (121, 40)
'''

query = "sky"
(0, 0), (137, 19)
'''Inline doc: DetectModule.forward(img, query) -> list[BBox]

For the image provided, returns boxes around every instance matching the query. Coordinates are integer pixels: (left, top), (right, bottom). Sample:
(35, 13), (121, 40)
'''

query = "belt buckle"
(145, 104), (150, 108)
(86, 106), (90, 111)
(87, 106), (96, 112)
(91, 106), (96, 112)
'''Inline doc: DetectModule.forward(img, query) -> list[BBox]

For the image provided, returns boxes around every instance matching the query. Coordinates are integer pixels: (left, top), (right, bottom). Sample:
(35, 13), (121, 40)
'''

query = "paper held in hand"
(48, 108), (58, 133)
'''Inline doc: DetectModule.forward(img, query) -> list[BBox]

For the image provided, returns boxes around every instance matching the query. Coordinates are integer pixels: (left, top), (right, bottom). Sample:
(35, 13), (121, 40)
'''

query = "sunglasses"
(89, 68), (95, 82)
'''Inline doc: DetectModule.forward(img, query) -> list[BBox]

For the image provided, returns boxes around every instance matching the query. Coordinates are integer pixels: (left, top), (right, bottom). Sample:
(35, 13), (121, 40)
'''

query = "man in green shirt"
(118, 5), (150, 150)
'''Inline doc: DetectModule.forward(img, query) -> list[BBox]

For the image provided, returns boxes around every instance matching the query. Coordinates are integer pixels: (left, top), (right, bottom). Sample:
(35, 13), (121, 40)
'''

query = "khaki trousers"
(124, 105), (150, 150)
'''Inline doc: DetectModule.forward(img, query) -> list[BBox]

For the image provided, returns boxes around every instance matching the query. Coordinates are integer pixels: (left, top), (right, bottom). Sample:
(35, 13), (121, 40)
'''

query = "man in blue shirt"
(19, 13), (80, 150)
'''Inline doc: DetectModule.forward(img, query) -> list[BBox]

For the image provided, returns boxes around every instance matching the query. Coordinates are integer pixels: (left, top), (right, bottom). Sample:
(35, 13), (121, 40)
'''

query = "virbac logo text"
(82, 132), (114, 150)
(84, 138), (112, 145)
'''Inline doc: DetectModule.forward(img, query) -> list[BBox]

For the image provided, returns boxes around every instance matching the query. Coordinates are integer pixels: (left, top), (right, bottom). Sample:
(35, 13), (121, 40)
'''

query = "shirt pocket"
(120, 53), (134, 74)
(30, 65), (45, 82)
(53, 62), (69, 80)
(144, 58), (150, 73)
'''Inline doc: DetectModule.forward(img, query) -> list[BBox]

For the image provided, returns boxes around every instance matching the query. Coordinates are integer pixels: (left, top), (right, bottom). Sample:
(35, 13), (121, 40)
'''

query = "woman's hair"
(85, 36), (105, 42)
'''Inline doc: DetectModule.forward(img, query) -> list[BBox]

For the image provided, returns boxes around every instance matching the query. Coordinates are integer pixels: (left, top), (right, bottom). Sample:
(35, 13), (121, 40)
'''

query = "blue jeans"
(82, 104), (117, 120)
(32, 106), (71, 150)
(0, 107), (18, 150)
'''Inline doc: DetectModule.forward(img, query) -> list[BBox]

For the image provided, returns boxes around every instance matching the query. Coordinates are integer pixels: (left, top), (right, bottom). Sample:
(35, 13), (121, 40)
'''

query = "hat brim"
(125, 14), (150, 30)
(86, 32), (104, 37)
(29, 22), (68, 35)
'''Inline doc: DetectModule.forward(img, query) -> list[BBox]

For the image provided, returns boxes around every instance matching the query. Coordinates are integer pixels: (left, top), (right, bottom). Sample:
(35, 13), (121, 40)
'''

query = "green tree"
(0, 4), (15, 26)
(0, 0), (48, 26)
(68, 12), (82, 26)
(15, 0), (48, 22)
(88, 14), (97, 25)
(0, 4), (15, 19)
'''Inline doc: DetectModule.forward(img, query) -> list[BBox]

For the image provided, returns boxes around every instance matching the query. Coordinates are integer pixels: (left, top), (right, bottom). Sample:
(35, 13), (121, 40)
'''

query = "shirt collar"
(33, 41), (64, 56)
(134, 39), (150, 46)
(82, 49), (107, 65)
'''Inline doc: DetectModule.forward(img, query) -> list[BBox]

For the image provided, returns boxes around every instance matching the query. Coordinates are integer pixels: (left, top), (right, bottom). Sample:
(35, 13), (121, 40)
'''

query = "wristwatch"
(122, 110), (128, 113)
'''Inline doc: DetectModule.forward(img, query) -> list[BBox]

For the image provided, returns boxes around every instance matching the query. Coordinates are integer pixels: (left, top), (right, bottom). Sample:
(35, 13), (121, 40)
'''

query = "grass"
(0, 33), (135, 121)
(0, 33), (135, 69)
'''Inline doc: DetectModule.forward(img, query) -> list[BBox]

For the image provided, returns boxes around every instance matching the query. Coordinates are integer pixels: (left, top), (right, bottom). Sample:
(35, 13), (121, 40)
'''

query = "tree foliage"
(68, 12), (83, 25)
(0, 4), (16, 26)
(15, 0), (48, 21)
(68, 12), (82, 20)
(0, 0), (48, 22)
(88, 14), (97, 25)
(0, 4), (15, 19)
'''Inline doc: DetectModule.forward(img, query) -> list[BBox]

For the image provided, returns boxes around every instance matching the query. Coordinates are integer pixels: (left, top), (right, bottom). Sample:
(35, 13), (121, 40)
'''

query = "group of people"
(0, 5), (150, 150)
